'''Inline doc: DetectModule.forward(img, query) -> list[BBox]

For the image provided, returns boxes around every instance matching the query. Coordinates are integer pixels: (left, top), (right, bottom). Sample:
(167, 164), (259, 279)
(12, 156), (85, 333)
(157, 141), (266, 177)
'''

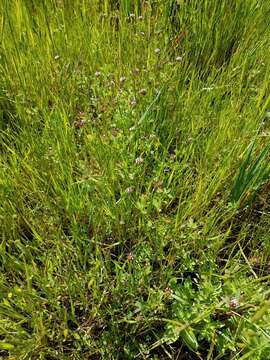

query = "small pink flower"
(130, 98), (137, 106)
(135, 314), (144, 321)
(120, 76), (126, 84)
(125, 186), (135, 194)
(164, 287), (173, 295)
(139, 88), (147, 96)
(133, 68), (140, 75)
(249, 256), (260, 266)
(135, 156), (144, 165)
(75, 119), (87, 129)
(229, 298), (239, 308)
(127, 252), (134, 261)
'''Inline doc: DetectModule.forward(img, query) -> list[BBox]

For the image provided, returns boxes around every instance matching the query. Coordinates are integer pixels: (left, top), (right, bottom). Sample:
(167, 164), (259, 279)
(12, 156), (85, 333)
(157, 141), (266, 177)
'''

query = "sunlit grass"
(1, 1), (270, 359)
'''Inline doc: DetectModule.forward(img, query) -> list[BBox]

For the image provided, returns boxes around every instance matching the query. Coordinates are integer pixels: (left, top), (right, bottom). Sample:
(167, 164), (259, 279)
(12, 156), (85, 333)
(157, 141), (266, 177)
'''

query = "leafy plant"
(231, 139), (270, 205)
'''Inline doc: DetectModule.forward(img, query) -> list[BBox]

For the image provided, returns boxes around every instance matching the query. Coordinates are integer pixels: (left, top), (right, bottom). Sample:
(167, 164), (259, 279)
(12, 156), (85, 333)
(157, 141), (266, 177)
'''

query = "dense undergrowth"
(1, 1), (270, 359)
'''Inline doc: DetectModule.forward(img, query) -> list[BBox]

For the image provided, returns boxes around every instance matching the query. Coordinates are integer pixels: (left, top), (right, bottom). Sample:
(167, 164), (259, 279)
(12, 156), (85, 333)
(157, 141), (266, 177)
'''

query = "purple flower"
(229, 298), (239, 308)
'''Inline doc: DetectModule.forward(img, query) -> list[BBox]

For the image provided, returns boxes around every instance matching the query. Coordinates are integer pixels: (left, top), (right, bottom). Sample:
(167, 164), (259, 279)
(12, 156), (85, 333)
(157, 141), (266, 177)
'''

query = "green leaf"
(180, 328), (199, 352)
(0, 341), (14, 350)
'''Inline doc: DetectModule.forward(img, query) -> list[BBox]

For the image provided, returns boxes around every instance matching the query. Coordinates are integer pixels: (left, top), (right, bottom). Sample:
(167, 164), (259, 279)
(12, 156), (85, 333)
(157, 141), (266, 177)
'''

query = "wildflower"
(129, 126), (136, 132)
(135, 314), (144, 321)
(125, 186), (135, 194)
(164, 287), (173, 295)
(129, 13), (135, 18)
(75, 111), (89, 128)
(95, 71), (101, 77)
(135, 156), (144, 165)
(175, 56), (183, 62)
(139, 88), (147, 96)
(229, 298), (239, 308)
(140, 31), (145, 36)
(153, 179), (163, 192)
(154, 48), (161, 55)
(119, 220), (125, 225)
(138, 16), (144, 21)
(111, 127), (119, 137)
(249, 256), (260, 266)
(54, 54), (60, 60)
(127, 252), (135, 261)
(120, 76), (126, 85)
(133, 68), (140, 75)
(75, 119), (87, 129)
(130, 98), (137, 106)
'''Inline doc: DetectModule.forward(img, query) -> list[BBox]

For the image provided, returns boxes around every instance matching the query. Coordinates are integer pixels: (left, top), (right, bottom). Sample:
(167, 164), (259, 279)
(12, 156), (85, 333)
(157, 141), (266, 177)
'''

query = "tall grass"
(1, 0), (270, 358)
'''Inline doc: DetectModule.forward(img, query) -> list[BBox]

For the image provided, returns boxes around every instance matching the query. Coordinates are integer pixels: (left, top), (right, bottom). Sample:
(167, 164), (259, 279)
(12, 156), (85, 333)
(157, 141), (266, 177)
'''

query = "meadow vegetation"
(1, 0), (270, 358)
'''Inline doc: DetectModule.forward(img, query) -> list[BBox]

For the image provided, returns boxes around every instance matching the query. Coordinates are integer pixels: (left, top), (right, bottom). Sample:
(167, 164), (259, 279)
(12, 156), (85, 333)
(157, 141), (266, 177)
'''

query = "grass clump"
(1, 0), (270, 359)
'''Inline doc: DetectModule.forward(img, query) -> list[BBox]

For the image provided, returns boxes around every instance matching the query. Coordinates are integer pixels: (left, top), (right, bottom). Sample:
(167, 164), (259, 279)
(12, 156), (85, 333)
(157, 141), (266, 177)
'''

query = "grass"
(1, 0), (270, 358)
